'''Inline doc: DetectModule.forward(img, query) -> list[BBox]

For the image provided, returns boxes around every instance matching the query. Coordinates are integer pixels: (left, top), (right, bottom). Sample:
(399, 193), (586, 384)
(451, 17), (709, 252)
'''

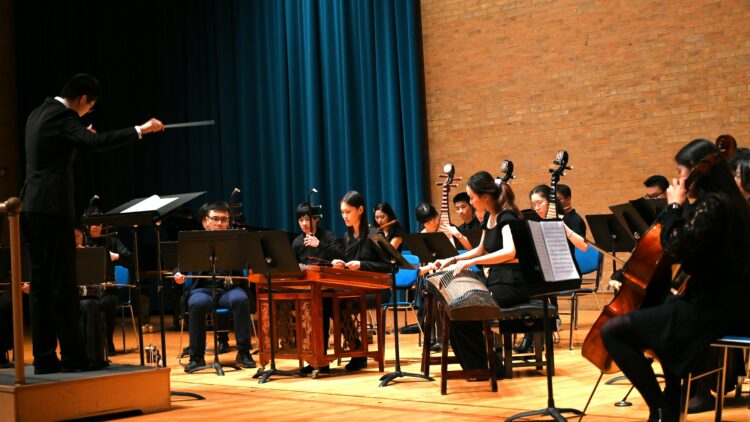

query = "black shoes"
(514, 335), (534, 353)
(61, 359), (108, 373)
(236, 351), (256, 368)
(219, 340), (231, 354)
(185, 358), (206, 373)
(345, 356), (368, 371)
(301, 364), (330, 375)
(430, 342), (442, 353)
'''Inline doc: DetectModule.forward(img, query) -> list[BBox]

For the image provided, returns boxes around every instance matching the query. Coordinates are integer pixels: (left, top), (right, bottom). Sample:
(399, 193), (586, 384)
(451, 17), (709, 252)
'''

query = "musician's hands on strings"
(173, 272), (185, 285)
(138, 118), (165, 134)
(452, 259), (473, 275)
(433, 257), (454, 270)
(303, 234), (320, 248)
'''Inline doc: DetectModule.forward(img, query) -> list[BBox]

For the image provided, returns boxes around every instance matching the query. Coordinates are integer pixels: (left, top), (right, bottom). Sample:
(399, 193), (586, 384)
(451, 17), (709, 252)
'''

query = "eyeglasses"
(643, 191), (665, 199)
(206, 216), (229, 223)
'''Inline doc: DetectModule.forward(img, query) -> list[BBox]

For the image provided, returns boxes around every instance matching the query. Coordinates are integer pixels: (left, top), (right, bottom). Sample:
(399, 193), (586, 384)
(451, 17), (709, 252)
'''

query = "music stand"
(75, 247), (108, 286)
(368, 233), (434, 387)
(178, 230), (245, 376)
(83, 191), (205, 367)
(402, 232), (458, 264)
(629, 198), (667, 226)
(585, 214), (634, 273)
(609, 203), (649, 242)
(507, 220), (583, 422)
(244, 230), (304, 384)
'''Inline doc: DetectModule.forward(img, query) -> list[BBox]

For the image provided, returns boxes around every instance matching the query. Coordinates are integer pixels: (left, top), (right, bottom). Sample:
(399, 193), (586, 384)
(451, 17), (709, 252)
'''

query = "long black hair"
(729, 147), (750, 194)
(373, 202), (402, 232)
(675, 139), (750, 284)
(468, 171), (520, 217)
(341, 191), (369, 239)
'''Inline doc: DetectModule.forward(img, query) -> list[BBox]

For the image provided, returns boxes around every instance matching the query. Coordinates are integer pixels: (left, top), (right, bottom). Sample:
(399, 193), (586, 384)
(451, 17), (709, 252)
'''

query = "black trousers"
(0, 293), (12, 353)
(21, 212), (86, 368)
(79, 297), (106, 363)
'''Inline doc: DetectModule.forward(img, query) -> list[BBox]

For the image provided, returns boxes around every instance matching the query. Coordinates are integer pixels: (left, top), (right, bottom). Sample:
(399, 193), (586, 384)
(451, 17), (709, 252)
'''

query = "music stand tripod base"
(253, 367), (301, 384)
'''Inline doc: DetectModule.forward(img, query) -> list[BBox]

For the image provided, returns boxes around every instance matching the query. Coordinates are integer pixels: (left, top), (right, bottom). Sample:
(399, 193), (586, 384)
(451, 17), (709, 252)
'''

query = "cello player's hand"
(667, 175), (688, 205)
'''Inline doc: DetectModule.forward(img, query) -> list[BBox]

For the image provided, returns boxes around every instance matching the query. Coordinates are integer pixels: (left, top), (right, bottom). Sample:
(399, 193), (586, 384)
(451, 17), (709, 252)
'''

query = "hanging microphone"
(89, 194), (100, 207)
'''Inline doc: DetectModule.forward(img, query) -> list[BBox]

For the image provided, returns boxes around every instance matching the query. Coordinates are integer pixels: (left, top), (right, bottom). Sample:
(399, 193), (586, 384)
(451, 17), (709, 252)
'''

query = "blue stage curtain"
(14, 0), (428, 234)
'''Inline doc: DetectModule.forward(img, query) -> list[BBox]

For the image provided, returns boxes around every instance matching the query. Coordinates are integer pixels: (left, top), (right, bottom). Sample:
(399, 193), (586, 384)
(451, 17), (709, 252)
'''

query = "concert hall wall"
(421, 0), (750, 222)
(12, 0), (428, 236)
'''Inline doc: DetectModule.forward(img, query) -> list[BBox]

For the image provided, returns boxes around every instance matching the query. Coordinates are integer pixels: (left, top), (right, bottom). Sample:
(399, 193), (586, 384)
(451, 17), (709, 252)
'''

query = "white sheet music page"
(527, 222), (554, 281)
(540, 221), (580, 282)
(121, 195), (178, 213)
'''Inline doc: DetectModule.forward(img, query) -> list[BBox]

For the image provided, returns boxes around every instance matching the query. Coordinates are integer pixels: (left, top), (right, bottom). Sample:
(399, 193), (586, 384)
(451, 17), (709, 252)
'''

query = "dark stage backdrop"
(14, 0), (428, 237)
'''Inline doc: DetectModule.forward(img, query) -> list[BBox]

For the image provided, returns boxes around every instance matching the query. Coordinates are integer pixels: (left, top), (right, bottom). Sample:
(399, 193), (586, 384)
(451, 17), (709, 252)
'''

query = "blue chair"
(557, 246), (603, 350)
(114, 265), (139, 351)
(382, 254), (423, 346)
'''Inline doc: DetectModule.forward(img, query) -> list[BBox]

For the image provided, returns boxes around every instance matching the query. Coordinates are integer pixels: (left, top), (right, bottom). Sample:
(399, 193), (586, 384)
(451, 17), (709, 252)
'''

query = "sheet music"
(527, 222), (554, 281)
(121, 195), (178, 214)
(539, 221), (580, 281)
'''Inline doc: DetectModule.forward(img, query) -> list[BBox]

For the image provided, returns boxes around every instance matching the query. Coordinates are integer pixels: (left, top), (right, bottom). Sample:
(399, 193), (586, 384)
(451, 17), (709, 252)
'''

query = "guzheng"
(426, 269), (500, 320)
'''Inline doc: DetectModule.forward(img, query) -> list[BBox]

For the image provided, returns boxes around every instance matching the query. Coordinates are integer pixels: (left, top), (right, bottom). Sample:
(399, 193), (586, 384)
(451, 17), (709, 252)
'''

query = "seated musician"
(453, 191), (482, 232)
(373, 202), (405, 251)
(428, 171), (532, 373)
(415, 202), (472, 251)
(291, 201), (344, 375)
(555, 184), (586, 237)
(173, 201), (256, 372)
(330, 191), (390, 371)
(82, 206), (131, 355)
(600, 139), (750, 422)
(643, 174), (669, 199)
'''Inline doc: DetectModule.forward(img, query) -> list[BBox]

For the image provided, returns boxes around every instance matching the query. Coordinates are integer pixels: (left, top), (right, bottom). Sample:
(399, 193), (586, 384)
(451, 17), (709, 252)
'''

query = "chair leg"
(120, 306), (126, 351)
(129, 305), (139, 349)
(569, 294), (576, 350)
(440, 308), (450, 396)
(483, 321), (497, 392)
(178, 316), (186, 366)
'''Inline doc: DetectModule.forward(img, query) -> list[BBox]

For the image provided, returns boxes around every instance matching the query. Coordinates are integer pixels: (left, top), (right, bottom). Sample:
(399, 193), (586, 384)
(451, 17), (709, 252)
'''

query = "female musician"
(373, 202), (405, 251)
(730, 147), (750, 201)
(529, 184), (588, 245)
(331, 191), (390, 371)
(415, 202), (473, 250)
(600, 139), (750, 422)
(430, 171), (528, 371)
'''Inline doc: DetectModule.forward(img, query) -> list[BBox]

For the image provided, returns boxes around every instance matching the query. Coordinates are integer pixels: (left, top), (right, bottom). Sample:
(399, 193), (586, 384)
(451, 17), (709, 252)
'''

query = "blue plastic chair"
(557, 246), (603, 350)
(114, 265), (139, 351)
(382, 254), (423, 345)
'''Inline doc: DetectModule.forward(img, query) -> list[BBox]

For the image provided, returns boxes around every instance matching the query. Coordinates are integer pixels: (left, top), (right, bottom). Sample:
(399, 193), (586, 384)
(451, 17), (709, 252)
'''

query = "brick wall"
(420, 0), (750, 225)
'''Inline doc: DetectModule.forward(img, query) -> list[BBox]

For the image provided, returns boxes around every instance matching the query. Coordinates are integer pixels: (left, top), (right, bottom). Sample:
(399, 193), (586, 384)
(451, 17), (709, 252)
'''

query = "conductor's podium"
(249, 266), (391, 374)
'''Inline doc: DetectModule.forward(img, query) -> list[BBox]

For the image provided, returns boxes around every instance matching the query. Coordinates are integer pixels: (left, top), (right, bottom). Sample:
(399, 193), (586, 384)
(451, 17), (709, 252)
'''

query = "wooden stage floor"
(12, 295), (749, 421)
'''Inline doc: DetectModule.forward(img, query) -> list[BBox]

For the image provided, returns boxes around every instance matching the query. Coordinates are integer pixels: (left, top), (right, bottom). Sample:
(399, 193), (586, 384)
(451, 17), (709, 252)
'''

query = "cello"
(581, 135), (738, 374)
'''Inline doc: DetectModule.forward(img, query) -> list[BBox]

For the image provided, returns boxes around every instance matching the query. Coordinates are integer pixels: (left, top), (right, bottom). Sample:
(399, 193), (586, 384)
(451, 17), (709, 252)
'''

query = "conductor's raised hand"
(139, 118), (165, 134)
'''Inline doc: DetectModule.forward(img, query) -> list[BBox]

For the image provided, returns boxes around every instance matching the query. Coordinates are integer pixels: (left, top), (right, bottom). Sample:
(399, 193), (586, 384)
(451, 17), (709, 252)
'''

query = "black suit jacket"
(21, 98), (139, 217)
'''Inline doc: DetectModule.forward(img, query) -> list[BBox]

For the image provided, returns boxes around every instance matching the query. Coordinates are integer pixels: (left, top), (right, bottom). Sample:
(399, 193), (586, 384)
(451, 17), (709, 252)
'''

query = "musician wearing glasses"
(20, 74), (164, 374)
(643, 175), (669, 199)
(173, 201), (256, 372)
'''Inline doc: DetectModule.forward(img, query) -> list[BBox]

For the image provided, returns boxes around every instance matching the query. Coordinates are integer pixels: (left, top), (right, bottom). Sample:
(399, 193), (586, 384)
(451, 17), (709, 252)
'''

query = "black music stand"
(629, 198), (667, 226)
(369, 233), (434, 387)
(245, 230), (304, 384)
(585, 214), (634, 273)
(402, 232), (458, 264)
(507, 219), (583, 422)
(609, 203), (649, 241)
(83, 191), (205, 367)
(75, 247), (108, 286)
(178, 230), (245, 376)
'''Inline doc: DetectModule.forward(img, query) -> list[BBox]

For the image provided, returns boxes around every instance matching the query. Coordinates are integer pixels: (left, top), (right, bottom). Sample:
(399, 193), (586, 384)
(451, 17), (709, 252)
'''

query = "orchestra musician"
(82, 206), (132, 355)
(415, 202), (472, 251)
(429, 171), (532, 373)
(556, 184), (587, 237)
(373, 202), (405, 251)
(730, 147), (750, 201)
(331, 191), (390, 371)
(643, 175), (669, 199)
(292, 201), (344, 375)
(453, 192), (482, 234)
(600, 139), (750, 422)
(20, 74), (164, 374)
(174, 201), (256, 372)
(73, 227), (108, 368)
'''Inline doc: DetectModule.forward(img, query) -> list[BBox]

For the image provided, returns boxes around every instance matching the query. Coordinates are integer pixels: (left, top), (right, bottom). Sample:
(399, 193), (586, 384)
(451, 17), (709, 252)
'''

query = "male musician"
(643, 175), (669, 199)
(556, 184), (586, 237)
(20, 74), (164, 374)
(291, 202), (343, 265)
(415, 202), (472, 250)
(292, 202), (344, 375)
(453, 192), (481, 234)
(174, 201), (256, 372)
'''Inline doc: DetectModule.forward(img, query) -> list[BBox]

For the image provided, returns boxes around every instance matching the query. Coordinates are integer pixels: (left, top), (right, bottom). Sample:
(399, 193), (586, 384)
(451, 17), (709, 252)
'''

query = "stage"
(5, 295), (748, 421)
